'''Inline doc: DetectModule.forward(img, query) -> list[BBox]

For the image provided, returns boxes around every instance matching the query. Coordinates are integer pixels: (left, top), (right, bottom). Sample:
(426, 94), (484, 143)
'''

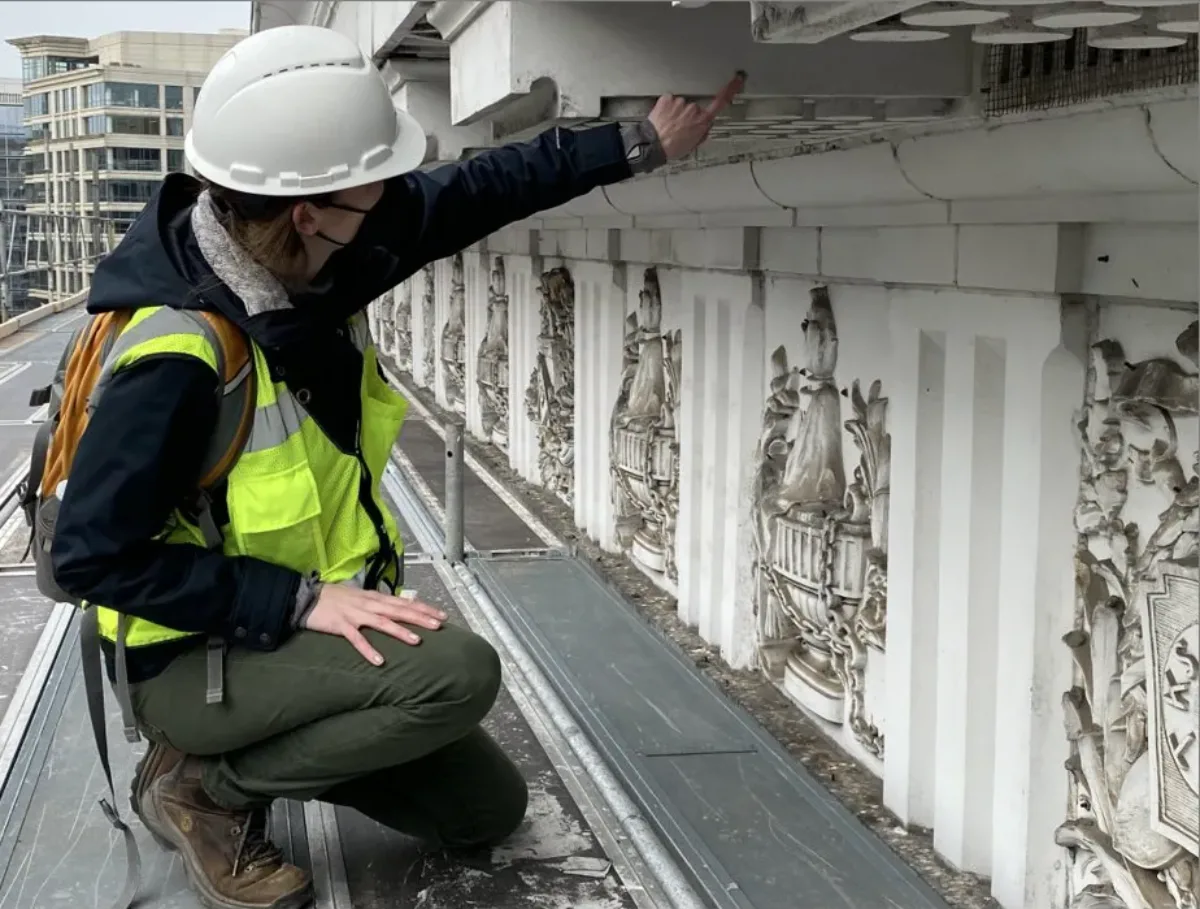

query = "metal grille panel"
(983, 29), (1198, 116)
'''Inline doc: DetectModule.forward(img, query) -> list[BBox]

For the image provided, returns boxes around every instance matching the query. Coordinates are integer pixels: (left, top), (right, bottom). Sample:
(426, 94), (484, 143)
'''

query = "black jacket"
(52, 123), (633, 682)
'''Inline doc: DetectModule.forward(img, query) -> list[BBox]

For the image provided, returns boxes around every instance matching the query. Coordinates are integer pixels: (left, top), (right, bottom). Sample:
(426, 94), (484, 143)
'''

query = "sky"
(0, 1), (250, 78)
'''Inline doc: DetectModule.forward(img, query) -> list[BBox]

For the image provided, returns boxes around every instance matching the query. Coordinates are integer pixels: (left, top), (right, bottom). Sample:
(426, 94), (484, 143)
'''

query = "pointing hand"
(647, 71), (746, 161)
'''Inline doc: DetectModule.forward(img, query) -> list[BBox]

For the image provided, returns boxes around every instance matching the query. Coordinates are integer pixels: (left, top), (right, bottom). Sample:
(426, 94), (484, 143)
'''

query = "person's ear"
(292, 202), (320, 237)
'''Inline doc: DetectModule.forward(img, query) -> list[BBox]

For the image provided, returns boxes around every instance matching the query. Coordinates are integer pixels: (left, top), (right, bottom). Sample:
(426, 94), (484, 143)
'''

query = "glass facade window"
(22, 55), (92, 84)
(84, 148), (107, 172)
(0, 103), (22, 135)
(55, 87), (78, 112)
(0, 98), (26, 208)
(167, 149), (185, 172)
(104, 212), (138, 234)
(164, 86), (184, 111)
(111, 147), (161, 172)
(26, 122), (49, 142)
(100, 179), (159, 203)
(85, 82), (160, 110)
(192, 86), (202, 105)
(86, 114), (160, 137)
(165, 117), (184, 137)
(23, 93), (48, 118)
(21, 58), (43, 84)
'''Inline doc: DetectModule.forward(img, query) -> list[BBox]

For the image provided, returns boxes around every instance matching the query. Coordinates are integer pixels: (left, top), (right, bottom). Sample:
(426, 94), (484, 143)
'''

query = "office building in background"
(0, 77), (30, 314)
(7, 29), (245, 301)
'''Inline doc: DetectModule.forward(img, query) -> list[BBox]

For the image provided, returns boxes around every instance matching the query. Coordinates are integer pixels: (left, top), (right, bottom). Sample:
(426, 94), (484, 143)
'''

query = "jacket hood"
(86, 173), (364, 350)
(88, 174), (214, 318)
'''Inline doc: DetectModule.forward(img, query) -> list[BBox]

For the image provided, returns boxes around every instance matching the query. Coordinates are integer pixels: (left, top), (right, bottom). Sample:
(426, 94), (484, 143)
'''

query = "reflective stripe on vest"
(94, 308), (407, 649)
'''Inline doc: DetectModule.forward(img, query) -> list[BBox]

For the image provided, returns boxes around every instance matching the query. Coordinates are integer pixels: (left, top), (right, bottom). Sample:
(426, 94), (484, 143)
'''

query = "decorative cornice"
(525, 96), (1197, 229)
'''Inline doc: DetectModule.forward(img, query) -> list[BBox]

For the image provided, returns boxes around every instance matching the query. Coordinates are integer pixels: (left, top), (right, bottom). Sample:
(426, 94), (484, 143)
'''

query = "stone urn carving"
(394, 281), (413, 372)
(371, 289), (394, 356)
(525, 267), (575, 503)
(440, 253), (466, 415)
(750, 286), (890, 755)
(477, 257), (510, 450)
(420, 264), (435, 385)
(610, 267), (682, 582)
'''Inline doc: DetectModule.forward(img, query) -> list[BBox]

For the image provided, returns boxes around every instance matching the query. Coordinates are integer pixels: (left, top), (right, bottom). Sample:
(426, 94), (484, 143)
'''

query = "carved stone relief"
(394, 280), (413, 373)
(1061, 317), (1198, 909)
(420, 264), (435, 385)
(610, 268), (682, 583)
(749, 286), (890, 758)
(440, 254), (467, 414)
(524, 267), (575, 503)
(373, 289), (395, 358)
(477, 257), (510, 451)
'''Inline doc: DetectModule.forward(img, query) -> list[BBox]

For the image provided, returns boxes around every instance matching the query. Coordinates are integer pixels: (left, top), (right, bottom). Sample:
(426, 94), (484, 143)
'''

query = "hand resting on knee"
(301, 584), (447, 665)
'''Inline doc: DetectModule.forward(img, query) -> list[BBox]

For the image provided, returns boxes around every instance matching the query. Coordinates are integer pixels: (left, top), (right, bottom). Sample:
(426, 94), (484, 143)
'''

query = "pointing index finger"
(704, 70), (746, 120)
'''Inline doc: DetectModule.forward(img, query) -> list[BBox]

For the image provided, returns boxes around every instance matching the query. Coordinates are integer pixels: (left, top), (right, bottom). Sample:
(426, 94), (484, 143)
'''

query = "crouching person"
(48, 23), (740, 909)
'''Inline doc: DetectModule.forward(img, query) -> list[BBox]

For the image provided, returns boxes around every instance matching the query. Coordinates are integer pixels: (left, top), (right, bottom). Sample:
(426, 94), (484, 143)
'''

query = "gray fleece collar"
(190, 190), (293, 317)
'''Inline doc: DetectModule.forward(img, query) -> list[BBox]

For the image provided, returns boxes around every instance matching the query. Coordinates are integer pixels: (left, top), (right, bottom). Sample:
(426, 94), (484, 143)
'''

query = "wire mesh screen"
(982, 30), (1197, 116)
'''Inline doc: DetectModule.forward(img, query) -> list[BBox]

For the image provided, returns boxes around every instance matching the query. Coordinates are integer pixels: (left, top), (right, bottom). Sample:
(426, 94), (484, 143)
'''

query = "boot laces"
(232, 809), (283, 876)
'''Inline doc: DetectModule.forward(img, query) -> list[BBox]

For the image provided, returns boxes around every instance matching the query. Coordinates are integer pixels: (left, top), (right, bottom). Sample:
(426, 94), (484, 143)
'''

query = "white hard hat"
(185, 25), (427, 197)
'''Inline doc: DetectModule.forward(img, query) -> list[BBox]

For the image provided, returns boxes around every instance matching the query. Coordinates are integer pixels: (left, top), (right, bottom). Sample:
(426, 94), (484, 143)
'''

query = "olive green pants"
(130, 623), (528, 849)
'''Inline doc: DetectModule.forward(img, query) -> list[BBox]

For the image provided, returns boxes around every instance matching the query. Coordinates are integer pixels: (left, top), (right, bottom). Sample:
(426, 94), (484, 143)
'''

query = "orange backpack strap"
(40, 311), (133, 498)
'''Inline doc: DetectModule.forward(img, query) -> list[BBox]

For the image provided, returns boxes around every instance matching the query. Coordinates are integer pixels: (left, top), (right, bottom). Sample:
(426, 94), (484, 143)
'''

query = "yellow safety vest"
(91, 305), (407, 647)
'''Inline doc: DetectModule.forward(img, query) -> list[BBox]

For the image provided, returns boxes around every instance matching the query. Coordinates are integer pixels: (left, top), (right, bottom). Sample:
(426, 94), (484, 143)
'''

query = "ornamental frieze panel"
(394, 280), (413, 373)
(440, 253), (467, 415)
(610, 267), (682, 584)
(524, 267), (575, 504)
(421, 264), (436, 385)
(749, 286), (890, 758)
(371, 289), (394, 357)
(477, 257), (510, 451)
(1061, 317), (1198, 909)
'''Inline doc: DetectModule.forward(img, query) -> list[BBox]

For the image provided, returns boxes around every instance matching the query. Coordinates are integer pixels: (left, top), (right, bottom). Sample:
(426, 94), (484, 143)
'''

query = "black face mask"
(312, 200), (372, 249)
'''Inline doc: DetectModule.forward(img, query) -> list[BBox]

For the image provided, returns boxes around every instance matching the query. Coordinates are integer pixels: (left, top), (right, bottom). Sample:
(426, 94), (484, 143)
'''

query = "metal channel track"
(0, 604), (80, 886)
(382, 456), (704, 909)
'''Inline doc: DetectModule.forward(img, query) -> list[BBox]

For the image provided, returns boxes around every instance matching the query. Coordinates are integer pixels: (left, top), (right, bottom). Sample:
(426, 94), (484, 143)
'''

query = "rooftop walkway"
(0, 309), (948, 909)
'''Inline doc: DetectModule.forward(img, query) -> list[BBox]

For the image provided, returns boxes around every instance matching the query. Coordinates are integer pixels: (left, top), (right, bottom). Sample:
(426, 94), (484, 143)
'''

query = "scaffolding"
(0, 204), (120, 322)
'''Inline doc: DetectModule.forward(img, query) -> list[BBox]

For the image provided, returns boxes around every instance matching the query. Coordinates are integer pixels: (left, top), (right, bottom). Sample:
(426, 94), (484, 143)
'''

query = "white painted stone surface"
(376, 214), (1197, 909)
(378, 202), (1197, 909)
(331, 7), (1198, 905)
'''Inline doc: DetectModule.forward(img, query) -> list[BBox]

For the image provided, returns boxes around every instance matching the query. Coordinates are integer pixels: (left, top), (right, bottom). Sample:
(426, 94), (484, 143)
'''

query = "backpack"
(16, 305), (256, 909)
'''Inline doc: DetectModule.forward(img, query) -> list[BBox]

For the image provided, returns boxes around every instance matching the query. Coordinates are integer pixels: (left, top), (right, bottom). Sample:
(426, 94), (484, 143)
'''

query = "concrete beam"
(444, 1), (973, 126)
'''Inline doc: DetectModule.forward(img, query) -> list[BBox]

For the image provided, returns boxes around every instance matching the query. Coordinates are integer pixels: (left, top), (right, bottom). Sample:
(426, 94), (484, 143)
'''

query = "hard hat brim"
(185, 104), (429, 198)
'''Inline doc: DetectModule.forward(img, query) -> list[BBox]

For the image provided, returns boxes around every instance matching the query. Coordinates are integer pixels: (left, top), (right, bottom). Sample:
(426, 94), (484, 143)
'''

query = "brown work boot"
(129, 740), (185, 849)
(142, 758), (313, 909)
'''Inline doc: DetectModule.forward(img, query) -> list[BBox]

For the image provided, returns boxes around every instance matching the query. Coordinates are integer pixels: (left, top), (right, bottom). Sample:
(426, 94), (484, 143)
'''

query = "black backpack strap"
(18, 418), (53, 525)
(80, 607), (143, 909)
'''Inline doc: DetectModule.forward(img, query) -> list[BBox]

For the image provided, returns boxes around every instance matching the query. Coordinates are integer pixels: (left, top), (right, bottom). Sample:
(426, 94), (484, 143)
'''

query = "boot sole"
(142, 781), (314, 909)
